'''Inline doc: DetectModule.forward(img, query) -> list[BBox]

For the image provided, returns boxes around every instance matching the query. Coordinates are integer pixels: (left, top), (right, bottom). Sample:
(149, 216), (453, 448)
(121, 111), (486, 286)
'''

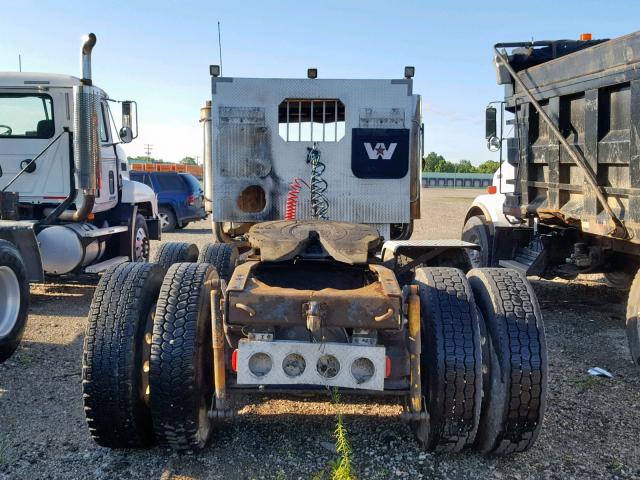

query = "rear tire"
(213, 221), (233, 243)
(412, 267), (483, 452)
(0, 240), (29, 363)
(625, 269), (640, 366)
(198, 243), (238, 282)
(604, 271), (633, 291)
(467, 268), (547, 455)
(462, 215), (492, 268)
(390, 222), (413, 240)
(428, 249), (472, 273)
(152, 242), (199, 272)
(150, 263), (217, 452)
(82, 262), (164, 448)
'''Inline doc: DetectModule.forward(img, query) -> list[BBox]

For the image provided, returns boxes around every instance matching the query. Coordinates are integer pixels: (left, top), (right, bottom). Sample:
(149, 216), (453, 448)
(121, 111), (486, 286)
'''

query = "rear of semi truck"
(82, 67), (548, 456)
(463, 31), (640, 365)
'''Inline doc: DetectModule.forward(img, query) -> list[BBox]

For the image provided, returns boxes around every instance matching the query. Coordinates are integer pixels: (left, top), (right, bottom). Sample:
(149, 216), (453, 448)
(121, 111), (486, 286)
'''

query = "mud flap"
(0, 222), (43, 282)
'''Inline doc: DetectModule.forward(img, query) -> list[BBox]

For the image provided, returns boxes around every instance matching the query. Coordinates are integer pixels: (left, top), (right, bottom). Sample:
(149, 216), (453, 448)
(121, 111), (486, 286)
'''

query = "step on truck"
(0, 34), (160, 362)
(462, 31), (640, 366)
(82, 67), (548, 455)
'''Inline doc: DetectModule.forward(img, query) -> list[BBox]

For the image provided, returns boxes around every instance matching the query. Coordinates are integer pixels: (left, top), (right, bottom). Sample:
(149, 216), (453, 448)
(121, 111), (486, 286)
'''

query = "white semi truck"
(81, 67), (548, 456)
(0, 34), (160, 361)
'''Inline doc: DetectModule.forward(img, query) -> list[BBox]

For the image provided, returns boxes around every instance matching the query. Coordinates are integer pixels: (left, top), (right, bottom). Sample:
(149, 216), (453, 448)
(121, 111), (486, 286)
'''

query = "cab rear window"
(0, 94), (54, 139)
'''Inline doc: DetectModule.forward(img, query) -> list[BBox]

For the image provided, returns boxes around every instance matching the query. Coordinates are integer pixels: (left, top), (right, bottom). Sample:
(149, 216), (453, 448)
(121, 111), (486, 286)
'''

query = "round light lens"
(248, 352), (272, 377)
(351, 357), (375, 384)
(282, 353), (306, 377)
(316, 354), (340, 379)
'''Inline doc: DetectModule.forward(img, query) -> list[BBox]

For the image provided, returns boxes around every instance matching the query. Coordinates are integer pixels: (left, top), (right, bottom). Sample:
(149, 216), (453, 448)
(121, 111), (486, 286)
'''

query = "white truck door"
(0, 90), (71, 203)
(93, 99), (118, 213)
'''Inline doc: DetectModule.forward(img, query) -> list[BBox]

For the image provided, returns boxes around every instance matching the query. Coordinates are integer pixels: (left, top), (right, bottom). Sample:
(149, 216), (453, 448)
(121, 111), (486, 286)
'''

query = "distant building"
(422, 172), (493, 188)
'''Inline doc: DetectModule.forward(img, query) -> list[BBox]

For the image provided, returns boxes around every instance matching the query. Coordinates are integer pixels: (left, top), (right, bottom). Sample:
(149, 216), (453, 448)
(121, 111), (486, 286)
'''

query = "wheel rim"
(135, 227), (150, 262)
(0, 266), (20, 338)
(159, 213), (170, 230)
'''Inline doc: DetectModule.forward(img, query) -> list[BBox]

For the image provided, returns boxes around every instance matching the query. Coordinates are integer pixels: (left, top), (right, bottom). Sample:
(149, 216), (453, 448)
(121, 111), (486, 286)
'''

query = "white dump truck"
(0, 33), (160, 361)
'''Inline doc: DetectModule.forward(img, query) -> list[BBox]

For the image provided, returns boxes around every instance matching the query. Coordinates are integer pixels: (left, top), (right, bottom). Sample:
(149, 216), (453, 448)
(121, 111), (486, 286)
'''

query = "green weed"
(330, 390), (356, 480)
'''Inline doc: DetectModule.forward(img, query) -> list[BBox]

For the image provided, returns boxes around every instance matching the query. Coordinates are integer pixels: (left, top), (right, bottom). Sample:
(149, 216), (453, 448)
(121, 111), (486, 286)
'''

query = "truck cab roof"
(0, 72), (107, 96)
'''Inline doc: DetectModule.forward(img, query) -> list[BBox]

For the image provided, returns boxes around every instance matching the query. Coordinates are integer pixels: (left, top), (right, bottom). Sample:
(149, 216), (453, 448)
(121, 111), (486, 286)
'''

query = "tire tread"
(150, 262), (215, 452)
(198, 243), (237, 282)
(414, 266), (482, 452)
(152, 242), (199, 271)
(468, 267), (547, 455)
(82, 262), (162, 448)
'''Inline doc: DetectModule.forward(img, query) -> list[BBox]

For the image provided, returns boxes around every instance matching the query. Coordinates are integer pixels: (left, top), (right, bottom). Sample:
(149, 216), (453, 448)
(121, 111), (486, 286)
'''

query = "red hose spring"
(285, 177), (308, 220)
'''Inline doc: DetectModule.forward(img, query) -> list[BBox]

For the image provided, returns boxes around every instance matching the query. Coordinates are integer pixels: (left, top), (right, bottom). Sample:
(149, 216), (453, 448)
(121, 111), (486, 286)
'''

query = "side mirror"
(119, 127), (133, 143)
(119, 101), (138, 143)
(487, 136), (502, 152)
(485, 106), (497, 139)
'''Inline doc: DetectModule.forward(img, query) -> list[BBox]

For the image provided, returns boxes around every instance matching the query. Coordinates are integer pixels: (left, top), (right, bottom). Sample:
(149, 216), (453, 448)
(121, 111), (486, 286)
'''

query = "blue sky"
(1, 0), (639, 164)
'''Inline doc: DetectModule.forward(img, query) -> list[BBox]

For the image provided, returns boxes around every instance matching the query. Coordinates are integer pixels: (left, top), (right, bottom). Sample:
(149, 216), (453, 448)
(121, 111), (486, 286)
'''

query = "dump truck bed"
(503, 31), (640, 242)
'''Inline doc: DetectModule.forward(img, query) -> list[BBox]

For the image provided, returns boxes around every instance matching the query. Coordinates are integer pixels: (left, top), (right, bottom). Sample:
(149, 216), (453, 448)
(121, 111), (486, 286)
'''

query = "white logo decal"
(364, 142), (397, 160)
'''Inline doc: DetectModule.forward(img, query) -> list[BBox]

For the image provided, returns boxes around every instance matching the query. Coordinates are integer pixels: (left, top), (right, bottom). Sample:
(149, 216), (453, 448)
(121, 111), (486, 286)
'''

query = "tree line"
(129, 152), (498, 174)
(423, 152), (499, 174)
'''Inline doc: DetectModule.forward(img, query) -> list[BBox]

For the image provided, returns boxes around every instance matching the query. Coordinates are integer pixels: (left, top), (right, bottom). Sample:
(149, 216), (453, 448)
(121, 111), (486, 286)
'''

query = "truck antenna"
(18, 54), (21, 72)
(217, 21), (223, 76)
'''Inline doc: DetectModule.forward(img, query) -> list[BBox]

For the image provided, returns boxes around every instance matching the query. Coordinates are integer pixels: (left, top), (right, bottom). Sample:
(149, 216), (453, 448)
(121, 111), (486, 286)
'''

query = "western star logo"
(364, 142), (397, 160)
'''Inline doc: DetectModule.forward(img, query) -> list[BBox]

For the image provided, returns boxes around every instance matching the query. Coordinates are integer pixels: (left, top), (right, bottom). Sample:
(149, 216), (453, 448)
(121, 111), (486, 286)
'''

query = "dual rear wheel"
(413, 266), (547, 454)
(82, 243), (237, 452)
(83, 247), (544, 455)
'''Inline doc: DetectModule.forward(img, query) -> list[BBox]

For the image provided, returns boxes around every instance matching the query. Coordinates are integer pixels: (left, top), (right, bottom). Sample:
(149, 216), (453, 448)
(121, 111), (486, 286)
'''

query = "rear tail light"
(187, 194), (196, 206)
(487, 185), (497, 194)
(231, 349), (238, 372)
(385, 356), (391, 378)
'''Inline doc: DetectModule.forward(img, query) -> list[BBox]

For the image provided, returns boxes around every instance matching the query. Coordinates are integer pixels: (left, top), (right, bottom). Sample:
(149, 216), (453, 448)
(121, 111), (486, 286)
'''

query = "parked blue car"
(130, 171), (207, 231)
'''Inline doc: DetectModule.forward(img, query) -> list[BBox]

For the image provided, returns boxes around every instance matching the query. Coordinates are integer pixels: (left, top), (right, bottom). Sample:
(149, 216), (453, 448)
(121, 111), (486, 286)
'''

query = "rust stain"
(226, 264), (402, 329)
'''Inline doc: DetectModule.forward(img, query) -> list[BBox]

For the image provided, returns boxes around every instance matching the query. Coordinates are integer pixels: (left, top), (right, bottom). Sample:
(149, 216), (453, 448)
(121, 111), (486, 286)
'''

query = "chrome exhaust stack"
(81, 33), (96, 86)
(200, 101), (213, 213)
(72, 33), (99, 221)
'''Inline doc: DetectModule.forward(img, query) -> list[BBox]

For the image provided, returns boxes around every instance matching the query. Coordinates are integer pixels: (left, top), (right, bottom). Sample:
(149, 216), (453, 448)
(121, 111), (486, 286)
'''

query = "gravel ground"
(1, 188), (639, 480)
